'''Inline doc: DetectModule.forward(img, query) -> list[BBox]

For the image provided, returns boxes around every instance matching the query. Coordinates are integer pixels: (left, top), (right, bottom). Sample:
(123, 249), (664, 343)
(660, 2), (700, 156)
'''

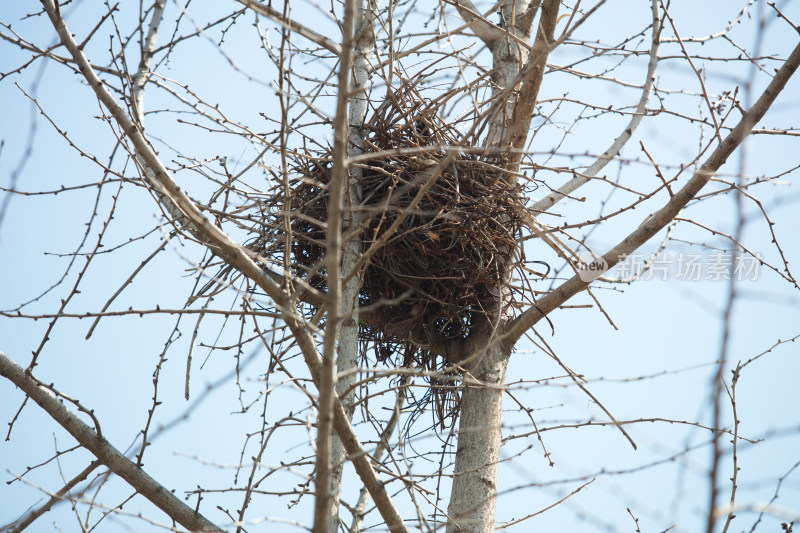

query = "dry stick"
(495, 478), (595, 530)
(237, 0), (341, 55)
(185, 296), (213, 400)
(0, 351), (224, 533)
(721, 365), (741, 533)
(660, 0), (723, 145)
(85, 238), (169, 339)
(7, 460), (102, 533)
(530, 0), (661, 214)
(314, 0), (358, 527)
(38, 2), (407, 531)
(350, 385), (404, 532)
(3, 308), (279, 320)
(660, 0), (756, 44)
(506, 38), (800, 345)
(640, 141), (674, 197)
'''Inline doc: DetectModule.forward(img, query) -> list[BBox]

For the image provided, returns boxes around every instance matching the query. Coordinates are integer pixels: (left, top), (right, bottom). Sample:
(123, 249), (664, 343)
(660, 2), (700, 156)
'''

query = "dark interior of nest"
(251, 88), (528, 428)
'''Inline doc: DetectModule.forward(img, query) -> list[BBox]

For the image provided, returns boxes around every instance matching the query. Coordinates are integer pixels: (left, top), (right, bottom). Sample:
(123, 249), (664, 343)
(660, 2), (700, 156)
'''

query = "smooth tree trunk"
(445, 1), (556, 530)
(327, 0), (372, 530)
(446, 343), (511, 532)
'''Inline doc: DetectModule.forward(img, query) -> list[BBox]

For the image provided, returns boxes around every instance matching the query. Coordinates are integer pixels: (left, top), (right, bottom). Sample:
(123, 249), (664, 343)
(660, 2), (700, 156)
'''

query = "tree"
(2, 0), (799, 532)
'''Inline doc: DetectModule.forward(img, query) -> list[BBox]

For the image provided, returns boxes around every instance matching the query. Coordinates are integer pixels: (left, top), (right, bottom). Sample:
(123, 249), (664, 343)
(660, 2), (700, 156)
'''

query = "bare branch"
(131, 0), (166, 124)
(531, 0), (662, 214)
(0, 350), (224, 532)
(237, 0), (342, 55)
(505, 0), (560, 166)
(327, 0), (373, 528)
(451, 0), (503, 45)
(6, 460), (102, 533)
(37, 3), (408, 529)
(506, 38), (800, 344)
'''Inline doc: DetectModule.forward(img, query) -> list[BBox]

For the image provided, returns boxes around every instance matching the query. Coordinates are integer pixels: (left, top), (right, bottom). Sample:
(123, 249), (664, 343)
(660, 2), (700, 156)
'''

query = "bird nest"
(251, 85), (529, 427)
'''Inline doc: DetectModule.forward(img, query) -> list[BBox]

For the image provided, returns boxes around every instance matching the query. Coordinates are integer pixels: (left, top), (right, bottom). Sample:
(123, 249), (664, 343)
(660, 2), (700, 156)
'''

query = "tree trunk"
(445, 3), (557, 530)
(327, 0), (372, 530)
(446, 342), (511, 532)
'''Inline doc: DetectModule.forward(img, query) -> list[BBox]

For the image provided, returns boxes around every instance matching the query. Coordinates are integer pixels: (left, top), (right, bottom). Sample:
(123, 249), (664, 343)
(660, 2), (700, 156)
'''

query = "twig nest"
(289, 102), (524, 344)
(253, 85), (529, 427)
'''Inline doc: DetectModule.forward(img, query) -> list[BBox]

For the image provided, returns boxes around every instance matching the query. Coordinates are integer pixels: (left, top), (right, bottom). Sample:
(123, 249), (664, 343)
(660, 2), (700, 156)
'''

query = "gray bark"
(0, 351), (223, 533)
(314, 0), (361, 527)
(446, 343), (510, 532)
(327, 0), (372, 529)
(445, 1), (545, 530)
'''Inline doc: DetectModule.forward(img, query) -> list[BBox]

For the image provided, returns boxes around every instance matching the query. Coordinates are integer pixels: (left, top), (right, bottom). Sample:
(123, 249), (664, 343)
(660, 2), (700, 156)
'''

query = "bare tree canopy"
(1, 1), (800, 532)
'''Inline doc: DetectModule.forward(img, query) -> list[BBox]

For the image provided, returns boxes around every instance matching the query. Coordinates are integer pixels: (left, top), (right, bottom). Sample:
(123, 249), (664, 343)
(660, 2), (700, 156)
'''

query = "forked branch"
(530, 0), (662, 214)
(38, 2), (407, 530)
(0, 350), (224, 533)
(506, 38), (800, 344)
